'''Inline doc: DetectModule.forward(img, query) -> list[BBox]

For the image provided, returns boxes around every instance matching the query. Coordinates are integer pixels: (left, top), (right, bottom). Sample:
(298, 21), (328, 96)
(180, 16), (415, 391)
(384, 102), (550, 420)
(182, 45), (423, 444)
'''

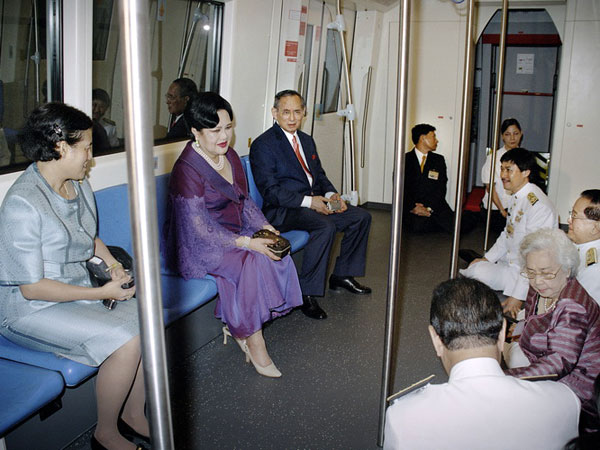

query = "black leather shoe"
(118, 418), (151, 445)
(329, 275), (372, 295)
(301, 295), (327, 319)
(458, 249), (483, 265)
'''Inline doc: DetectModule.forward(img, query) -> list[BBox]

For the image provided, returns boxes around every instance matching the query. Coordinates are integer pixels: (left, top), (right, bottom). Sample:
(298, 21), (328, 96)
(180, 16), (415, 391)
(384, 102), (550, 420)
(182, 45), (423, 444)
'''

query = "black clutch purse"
(251, 230), (291, 258)
(86, 246), (135, 309)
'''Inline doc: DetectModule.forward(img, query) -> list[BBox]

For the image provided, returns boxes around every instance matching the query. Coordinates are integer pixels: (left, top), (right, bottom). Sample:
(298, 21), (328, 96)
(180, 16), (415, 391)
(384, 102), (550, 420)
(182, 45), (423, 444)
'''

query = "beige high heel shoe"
(222, 326), (282, 378)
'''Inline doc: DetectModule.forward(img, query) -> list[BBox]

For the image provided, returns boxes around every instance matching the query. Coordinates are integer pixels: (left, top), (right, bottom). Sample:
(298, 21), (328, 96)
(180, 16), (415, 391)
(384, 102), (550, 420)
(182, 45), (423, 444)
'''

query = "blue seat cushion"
(161, 274), (218, 325)
(0, 336), (97, 387)
(0, 358), (64, 436)
(281, 230), (309, 253)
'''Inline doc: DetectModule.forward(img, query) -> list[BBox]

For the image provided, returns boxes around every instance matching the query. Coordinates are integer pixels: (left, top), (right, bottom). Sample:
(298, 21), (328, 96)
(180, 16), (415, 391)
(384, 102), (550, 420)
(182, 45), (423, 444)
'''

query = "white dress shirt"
(481, 146), (511, 210)
(576, 238), (600, 305)
(384, 357), (580, 450)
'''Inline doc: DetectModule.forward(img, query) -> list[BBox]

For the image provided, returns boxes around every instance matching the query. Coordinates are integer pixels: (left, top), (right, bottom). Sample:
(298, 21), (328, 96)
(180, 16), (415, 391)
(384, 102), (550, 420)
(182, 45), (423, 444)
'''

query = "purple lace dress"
(161, 143), (302, 338)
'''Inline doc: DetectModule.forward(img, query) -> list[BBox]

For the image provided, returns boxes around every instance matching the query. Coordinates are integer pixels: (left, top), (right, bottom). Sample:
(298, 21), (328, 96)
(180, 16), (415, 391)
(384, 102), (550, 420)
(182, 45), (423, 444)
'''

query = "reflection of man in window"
(166, 78), (197, 139)
(92, 88), (119, 147)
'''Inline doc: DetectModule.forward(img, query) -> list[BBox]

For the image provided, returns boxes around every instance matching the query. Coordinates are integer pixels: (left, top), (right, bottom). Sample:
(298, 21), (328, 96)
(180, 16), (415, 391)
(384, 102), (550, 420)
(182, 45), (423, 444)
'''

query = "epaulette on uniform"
(527, 192), (539, 206)
(586, 248), (598, 267)
(101, 117), (116, 126)
(387, 374), (435, 403)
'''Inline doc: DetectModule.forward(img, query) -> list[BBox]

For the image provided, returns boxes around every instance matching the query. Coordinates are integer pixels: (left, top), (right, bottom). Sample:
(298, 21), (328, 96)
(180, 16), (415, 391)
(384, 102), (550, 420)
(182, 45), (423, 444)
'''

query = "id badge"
(428, 170), (439, 180)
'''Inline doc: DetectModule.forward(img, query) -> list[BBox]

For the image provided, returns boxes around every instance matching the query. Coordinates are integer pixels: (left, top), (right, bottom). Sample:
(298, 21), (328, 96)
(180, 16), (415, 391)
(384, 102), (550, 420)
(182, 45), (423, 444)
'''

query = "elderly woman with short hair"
(505, 228), (600, 433)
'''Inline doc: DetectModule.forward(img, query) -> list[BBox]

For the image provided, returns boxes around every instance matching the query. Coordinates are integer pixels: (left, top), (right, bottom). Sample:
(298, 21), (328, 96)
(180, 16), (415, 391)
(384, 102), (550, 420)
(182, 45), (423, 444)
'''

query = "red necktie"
(292, 135), (311, 177)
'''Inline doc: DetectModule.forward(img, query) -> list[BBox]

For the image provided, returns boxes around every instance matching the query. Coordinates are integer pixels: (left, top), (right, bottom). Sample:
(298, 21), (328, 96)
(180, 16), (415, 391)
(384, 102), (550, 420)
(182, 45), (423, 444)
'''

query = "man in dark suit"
(404, 124), (475, 234)
(250, 90), (372, 320)
(165, 78), (197, 140)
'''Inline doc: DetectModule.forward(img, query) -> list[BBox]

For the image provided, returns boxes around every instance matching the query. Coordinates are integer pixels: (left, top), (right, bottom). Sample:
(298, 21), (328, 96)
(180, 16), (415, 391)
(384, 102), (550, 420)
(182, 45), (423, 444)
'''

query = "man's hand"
(502, 296), (523, 319)
(330, 193), (348, 213)
(468, 257), (488, 268)
(410, 203), (431, 217)
(310, 196), (333, 215)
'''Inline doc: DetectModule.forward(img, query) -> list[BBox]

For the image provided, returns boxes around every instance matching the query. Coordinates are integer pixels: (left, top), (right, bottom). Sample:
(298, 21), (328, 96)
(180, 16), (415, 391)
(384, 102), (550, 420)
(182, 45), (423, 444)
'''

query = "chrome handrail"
(361, 66), (373, 169)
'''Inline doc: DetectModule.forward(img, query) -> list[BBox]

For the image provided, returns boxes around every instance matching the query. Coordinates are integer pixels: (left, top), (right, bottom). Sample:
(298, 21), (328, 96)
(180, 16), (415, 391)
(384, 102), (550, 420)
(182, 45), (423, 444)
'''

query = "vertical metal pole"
(377, 0), (410, 446)
(335, 0), (357, 193)
(118, 2), (174, 449)
(449, 0), (476, 277)
(484, 0), (509, 251)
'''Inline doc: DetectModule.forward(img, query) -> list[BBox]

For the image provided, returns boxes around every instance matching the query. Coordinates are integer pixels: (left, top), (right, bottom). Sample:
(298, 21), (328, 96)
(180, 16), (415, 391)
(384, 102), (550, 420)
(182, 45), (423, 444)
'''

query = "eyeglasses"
(569, 210), (594, 221)
(520, 267), (562, 281)
(165, 94), (180, 101)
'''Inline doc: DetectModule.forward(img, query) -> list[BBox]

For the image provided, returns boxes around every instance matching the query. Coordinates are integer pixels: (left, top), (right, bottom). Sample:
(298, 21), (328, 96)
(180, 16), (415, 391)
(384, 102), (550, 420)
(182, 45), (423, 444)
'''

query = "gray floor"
(66, 209), (495, 450)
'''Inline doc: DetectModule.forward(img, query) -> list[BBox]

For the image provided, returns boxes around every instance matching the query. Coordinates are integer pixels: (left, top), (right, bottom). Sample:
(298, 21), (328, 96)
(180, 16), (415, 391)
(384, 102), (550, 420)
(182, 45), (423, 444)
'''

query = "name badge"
(428, 170), (439, 180)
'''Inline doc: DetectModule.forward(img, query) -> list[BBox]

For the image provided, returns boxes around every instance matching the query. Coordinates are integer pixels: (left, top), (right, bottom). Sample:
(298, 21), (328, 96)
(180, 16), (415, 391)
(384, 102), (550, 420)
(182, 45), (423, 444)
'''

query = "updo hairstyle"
(184, 91), (233, 134)
(19, 102), (93, 162)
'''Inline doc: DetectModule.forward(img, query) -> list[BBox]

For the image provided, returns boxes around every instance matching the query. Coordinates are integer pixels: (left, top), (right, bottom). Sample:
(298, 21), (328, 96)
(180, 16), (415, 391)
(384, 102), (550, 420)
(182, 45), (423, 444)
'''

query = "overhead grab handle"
(337, 103), (356, 121)
(327, 14), (346, 32)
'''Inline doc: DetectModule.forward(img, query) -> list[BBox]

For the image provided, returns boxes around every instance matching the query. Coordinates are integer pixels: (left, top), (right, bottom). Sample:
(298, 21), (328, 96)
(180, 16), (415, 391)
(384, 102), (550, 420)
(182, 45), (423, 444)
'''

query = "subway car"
(0, 0), (598, 449)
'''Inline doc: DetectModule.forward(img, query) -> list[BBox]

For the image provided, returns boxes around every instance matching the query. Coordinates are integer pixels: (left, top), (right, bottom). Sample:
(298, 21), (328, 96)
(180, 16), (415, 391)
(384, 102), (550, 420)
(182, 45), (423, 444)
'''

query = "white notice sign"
(516, 53), (534, 74)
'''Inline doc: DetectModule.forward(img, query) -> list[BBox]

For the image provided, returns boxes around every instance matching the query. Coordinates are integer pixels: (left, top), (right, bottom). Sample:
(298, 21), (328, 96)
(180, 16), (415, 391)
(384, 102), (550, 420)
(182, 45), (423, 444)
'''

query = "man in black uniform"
(403, 124), (475, 233)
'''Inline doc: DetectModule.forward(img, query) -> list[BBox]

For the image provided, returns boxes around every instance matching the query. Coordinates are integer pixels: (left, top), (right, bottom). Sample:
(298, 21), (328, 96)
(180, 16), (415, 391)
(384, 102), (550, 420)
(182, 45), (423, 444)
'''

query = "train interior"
(0, 0), (598, 448)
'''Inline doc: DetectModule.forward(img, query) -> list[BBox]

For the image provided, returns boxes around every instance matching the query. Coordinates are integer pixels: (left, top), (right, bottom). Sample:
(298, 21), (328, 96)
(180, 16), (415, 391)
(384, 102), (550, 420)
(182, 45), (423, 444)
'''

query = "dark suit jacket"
(249, 123), (336, 227)
(403, 149), (450, 212)
(166, 116), (191, 140)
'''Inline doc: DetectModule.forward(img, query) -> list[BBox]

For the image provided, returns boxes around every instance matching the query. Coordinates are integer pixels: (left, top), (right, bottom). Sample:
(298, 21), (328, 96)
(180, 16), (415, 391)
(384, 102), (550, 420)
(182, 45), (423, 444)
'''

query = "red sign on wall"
(285, 40), (298, 57)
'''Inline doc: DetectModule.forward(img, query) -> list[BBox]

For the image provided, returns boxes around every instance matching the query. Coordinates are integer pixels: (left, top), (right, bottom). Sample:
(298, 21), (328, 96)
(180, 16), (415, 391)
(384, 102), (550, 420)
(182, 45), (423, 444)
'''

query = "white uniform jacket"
(577, 239), (600, 305)
(461, 182), (557, 299)
(384, 357), (580, 450)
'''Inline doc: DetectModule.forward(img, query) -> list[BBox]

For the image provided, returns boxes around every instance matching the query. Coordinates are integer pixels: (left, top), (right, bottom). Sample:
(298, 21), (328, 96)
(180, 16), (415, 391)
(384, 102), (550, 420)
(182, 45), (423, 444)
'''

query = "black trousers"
(280, 205), (371, 296)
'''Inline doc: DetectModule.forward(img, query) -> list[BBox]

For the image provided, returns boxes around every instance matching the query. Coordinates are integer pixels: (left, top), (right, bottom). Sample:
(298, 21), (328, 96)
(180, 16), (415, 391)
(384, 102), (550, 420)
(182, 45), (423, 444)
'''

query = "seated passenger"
(249, 89), (372, 321)
(505, 228), (600, 434)
(165, 77), (197, 140)
(481, 118), (523, 233)
(384, 277), (579, 450)
(403, 123), (476, 234)
(161, 92), (302, 378)
(567, 189), (600, 305)
(92, 88), (120, 147)
(0, 103), (148, 450)
(460, 148), (557, 317)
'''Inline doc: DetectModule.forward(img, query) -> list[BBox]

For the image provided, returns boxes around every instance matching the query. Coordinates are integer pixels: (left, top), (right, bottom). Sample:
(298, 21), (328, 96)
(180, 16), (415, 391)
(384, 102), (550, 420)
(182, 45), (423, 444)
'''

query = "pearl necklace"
(192, 142), (225, 171)
(540, 296), (558, 314)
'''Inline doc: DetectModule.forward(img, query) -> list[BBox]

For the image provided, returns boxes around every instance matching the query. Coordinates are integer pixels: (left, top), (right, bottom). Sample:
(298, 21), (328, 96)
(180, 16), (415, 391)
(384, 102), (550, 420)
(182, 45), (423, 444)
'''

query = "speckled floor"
(65, 209), (495, 450)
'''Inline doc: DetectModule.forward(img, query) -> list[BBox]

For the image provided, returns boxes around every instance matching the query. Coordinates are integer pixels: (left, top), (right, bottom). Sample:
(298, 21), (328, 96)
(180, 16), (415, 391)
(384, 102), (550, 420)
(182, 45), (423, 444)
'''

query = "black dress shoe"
(458, 249), (483, 265)
(118, 418), (151, 445)
(329, 275), (372, 295)
(301, 295), (327, 319)
(91, 434), (149, 450)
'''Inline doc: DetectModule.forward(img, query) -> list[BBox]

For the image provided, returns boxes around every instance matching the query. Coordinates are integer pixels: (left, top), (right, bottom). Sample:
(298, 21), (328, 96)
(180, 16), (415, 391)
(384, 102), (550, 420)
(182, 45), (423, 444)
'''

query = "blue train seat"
(239, 155), (309, 252)
(0, 358), (64, 437)
(0, 335), (97, 387)
(95, 173), (218, 325)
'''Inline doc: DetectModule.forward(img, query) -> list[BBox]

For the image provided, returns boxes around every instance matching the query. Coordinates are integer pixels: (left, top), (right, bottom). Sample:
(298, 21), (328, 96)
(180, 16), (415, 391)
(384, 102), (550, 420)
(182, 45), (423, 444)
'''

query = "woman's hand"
(249, 237), (280, 261)
(101, 275), (136, 301)
(262, 224), (280, 235)
(502, 296), (523, 318)
(468, 257), (488, 268)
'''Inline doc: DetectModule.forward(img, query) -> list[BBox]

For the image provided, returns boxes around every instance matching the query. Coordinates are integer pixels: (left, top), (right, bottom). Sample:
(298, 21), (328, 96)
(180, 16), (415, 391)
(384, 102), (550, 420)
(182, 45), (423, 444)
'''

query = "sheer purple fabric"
(160, 144), (302, 337)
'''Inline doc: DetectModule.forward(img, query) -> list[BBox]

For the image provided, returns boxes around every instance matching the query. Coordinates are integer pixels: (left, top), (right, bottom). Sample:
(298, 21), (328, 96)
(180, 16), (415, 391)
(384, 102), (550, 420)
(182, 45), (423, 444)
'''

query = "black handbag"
(251, 230), (291, 258)
(86, 246), (135, 309)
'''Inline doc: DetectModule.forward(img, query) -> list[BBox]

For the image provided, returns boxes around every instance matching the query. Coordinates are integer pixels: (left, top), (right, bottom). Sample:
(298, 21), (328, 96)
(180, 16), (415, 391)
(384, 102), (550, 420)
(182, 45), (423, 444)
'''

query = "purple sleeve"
(161, 193), (238, 280)
(241, 197), (268, 235)
(507, 301), (589, 379)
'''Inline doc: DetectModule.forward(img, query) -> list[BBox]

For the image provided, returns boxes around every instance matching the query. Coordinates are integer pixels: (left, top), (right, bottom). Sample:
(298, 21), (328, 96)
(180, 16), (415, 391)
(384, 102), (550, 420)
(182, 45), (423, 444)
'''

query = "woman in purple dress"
(505, 228), (600, 434)
(161, 92), (302, 378)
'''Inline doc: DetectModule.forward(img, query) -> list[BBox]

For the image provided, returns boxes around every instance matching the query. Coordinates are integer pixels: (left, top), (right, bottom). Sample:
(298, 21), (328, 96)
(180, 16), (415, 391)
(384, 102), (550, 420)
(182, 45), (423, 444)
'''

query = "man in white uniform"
(460, 148), (557, 317)
(567, 189), (600, 304)
(384, 278), (580, 450)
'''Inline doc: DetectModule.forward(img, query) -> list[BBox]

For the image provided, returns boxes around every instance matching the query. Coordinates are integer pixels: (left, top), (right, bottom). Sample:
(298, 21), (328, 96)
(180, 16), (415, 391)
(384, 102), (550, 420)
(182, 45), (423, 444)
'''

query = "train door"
(469, 9), (561, 191)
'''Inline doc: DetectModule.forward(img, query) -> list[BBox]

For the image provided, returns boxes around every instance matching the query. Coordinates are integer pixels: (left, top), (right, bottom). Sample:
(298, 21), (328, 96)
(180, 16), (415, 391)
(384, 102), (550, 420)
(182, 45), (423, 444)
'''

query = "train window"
(321, 28), (343, 114)
(92, 0), (224, 156)
(0, 0), (58, 174)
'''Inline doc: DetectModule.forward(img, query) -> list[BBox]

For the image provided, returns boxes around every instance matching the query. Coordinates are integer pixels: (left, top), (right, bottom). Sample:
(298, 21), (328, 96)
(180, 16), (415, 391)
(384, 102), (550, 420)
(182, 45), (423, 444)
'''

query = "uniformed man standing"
(567, 189), (600, 305)
(460, 148), (557, 317)
(384, 278), (580, 450)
